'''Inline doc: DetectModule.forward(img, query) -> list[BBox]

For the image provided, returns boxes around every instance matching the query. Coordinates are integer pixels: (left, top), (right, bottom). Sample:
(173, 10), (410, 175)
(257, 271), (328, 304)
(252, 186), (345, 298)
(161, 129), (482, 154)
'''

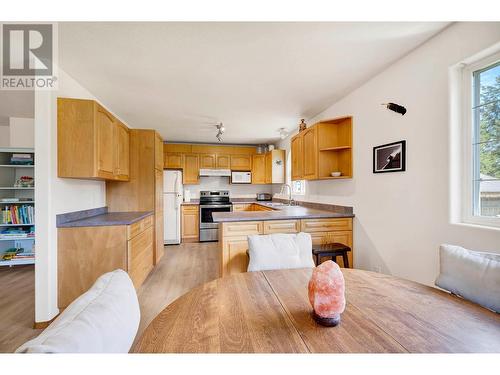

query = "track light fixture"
(215, 122), (225, 142)
(279, 127), (288, 140)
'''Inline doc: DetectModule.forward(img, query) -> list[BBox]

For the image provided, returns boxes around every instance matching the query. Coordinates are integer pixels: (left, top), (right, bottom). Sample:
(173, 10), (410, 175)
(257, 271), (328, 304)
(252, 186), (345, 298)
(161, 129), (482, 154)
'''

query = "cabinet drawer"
(182, 205), (199, 212)
(128, 226), (154, 288)
(300, 218), (352, 233)
(127, 215), (154, 240)
(222, 221), (263, 237)
(263, 220), (300, 234)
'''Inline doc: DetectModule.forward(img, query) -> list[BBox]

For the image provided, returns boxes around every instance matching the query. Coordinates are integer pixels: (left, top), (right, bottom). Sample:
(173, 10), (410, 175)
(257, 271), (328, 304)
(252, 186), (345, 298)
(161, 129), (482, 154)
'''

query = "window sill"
(451, 221), (500, 232)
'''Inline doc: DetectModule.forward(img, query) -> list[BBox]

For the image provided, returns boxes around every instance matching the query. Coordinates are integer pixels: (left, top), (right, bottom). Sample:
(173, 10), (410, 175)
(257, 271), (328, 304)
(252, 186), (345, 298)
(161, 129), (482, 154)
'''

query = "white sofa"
(435, 244), (500, 313)
(16, 269), (140, 353)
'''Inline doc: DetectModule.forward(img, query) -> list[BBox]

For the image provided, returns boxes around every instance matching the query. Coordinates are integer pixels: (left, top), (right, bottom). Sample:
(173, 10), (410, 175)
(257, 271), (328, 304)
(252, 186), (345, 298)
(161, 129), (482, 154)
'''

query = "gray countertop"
(57, 211), (153, 228)
(213, 202), (354, 223)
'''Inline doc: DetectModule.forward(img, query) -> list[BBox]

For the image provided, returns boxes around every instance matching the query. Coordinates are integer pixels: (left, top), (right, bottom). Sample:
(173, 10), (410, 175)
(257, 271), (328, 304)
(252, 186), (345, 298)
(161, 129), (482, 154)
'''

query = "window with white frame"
(472, 61), (500, 219)
(462, 54), (500, 226)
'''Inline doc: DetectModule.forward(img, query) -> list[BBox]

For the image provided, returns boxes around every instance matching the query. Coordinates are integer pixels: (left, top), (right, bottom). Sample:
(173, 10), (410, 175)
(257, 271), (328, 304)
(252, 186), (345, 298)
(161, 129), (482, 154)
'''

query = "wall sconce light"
(382, 102), (407, 115)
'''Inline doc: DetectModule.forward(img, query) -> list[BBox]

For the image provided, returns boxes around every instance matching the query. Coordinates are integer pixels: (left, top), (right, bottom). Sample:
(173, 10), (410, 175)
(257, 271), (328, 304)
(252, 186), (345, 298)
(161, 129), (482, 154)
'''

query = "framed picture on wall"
(373, 140), (406, 173)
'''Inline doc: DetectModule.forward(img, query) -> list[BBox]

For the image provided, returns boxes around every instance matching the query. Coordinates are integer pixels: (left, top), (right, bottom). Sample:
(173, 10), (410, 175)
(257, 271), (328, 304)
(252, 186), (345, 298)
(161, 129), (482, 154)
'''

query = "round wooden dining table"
(133, 268), (500, 353)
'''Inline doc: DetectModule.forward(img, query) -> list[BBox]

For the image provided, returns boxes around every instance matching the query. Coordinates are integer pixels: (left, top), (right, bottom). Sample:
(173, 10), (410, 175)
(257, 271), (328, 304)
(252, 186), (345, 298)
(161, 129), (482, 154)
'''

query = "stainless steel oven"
(199, 190), (232, 242)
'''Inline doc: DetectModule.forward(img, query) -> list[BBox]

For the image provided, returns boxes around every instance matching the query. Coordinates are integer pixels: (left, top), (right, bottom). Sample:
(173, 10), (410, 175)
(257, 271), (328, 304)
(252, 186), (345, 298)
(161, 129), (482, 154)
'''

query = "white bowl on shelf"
(330, 171), (342, 177)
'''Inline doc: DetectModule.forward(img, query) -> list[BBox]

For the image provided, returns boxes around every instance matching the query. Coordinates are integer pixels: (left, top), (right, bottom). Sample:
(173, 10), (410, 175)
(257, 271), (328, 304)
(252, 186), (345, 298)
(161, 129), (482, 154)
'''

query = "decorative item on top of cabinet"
(181, 205), (199, 242)
(299, 119), (307, 132)
(57, 98), (130, 181)
(183, 154), (200, 184)
(291, 116), (353, 181)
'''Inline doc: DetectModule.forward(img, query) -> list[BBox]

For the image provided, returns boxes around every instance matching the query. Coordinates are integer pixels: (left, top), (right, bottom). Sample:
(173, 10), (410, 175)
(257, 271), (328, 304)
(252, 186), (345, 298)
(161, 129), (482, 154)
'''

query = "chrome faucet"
(281, 184), (293, 206)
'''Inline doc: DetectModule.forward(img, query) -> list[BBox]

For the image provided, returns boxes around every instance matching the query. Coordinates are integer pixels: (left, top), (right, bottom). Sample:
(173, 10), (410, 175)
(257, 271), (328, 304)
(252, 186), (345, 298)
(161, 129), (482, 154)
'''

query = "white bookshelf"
(0, 148), (35, 267)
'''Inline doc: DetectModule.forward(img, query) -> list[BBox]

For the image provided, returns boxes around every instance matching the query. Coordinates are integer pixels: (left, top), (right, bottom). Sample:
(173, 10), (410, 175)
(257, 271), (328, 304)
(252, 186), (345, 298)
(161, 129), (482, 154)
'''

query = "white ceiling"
(59, 22), (449, 144)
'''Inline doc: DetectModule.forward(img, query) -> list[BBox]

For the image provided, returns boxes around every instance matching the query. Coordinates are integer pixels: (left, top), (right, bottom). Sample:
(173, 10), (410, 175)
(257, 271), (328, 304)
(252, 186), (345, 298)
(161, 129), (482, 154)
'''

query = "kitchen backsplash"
(185, 176), (273, 199)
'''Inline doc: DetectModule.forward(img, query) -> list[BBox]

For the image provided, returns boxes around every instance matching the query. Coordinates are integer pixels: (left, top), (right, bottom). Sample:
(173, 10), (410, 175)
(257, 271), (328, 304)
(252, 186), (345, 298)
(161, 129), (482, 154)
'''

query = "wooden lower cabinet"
(128, 226), (154, 288)
(58, 215), (154, 309)
(221, 236), (251, 277)
(181, 205), (199, 242)
(219, 218), (353, 277)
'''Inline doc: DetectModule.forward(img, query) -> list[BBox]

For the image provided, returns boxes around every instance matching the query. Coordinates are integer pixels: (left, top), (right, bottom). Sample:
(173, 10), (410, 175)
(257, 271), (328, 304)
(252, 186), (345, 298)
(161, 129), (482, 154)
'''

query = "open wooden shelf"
(0, 164), (34, 168)
(319, 146), (351, 152)
(291, 116), (353, 181)
(0, 258), (35, 266)
(318, 175), (352, 180)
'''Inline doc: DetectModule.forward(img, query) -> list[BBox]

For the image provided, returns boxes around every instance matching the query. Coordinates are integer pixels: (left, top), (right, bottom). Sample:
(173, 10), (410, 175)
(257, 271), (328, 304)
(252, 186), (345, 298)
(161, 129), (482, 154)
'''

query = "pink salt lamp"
(308, 260), (346, 326)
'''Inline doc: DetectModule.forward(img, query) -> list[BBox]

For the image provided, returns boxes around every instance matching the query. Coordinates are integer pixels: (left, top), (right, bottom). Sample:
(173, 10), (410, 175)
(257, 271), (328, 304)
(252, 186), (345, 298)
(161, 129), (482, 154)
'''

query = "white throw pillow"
(16, 269), (140, 353)
(247, 232), (315, 272)
(435, 244), (500, 313)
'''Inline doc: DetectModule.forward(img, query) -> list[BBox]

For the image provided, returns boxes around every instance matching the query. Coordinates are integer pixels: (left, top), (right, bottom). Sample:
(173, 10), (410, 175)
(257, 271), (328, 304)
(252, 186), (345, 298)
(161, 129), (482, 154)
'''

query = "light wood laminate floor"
(0, 242), (220, 353)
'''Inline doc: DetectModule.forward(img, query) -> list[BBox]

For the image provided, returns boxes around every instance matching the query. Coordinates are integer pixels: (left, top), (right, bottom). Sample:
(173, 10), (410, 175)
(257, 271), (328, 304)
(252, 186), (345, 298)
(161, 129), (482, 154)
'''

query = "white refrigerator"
(163, 170), (183, 245)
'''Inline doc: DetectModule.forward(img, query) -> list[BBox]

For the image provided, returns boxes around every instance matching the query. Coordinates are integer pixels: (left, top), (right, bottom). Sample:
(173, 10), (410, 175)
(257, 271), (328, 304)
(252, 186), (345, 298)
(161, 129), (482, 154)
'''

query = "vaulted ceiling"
(59, 22), (449, 144)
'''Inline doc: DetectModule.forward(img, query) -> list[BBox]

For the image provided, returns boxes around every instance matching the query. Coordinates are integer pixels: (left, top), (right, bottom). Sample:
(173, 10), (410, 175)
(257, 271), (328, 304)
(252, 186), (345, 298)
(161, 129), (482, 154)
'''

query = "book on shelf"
(1, 205), (34, 224)
(10, 154), (34, 165)
(2, 247), (35, 261)
(0, 227), (35, 239)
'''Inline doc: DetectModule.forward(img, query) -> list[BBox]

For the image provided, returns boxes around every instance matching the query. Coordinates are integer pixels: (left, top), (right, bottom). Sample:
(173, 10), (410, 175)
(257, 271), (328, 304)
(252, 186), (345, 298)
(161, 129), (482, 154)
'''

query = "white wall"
(0, 125), (9, 147)
(186, 177), (272, 199)
(275, 22), (500, 286)
(34, 67), (106, 322)
(9, 117), (34, 148)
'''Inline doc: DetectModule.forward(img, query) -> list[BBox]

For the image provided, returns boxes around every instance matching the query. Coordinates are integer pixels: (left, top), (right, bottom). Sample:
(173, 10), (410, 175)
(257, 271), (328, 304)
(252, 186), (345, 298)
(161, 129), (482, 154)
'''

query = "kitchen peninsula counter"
(215, 200), (354, 277)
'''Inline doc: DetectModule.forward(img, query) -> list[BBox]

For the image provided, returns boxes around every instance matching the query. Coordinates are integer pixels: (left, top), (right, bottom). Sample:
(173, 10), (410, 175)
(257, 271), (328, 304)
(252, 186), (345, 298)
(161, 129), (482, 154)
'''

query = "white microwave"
(231, 171), (252, 184)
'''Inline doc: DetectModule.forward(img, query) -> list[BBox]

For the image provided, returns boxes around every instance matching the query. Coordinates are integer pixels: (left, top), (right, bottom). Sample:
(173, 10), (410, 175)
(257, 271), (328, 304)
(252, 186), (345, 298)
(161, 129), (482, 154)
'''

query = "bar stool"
(312, 243), (351, 268)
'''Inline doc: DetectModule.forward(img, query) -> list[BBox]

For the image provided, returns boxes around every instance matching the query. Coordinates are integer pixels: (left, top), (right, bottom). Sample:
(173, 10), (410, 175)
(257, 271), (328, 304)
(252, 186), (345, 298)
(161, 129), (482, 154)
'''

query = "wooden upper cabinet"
(291, 134), (304, 181)
(302, 127), (318, 180)
(57, 98), (130, 181)
(290, 117), (353, 181)
(183, 154), (200, 184)
(200, 154), (216, 169)
(164, 152), (183, 169)
(265, 152), (272, 184)
(252, 154), (266, 184)
(230, 155), (252, 171)
(96, 105), (116, 179)
(113, 121), (130, 181)
(154, 133), (164, 171)
(216, 154), (230, 169)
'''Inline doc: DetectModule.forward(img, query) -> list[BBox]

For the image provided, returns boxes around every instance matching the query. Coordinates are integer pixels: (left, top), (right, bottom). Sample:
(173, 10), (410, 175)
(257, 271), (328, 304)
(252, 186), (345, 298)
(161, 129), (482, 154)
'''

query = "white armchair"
(16, 269), (140, 353)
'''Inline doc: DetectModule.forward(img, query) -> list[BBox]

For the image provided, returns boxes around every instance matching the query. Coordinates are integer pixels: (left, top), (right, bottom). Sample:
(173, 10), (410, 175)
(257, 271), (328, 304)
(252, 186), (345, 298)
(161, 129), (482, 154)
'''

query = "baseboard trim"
(33, 315), (58, 329)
